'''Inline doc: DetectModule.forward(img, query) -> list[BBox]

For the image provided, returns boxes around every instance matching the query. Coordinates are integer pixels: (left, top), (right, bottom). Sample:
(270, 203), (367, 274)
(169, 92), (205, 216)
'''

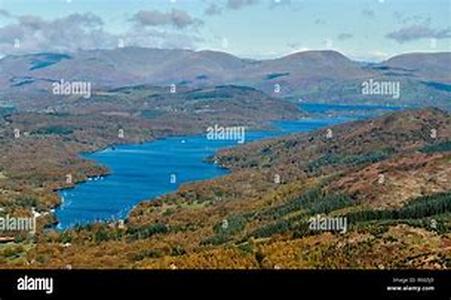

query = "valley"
(0, 106), (449, 269)
(0, 49), (449, 270)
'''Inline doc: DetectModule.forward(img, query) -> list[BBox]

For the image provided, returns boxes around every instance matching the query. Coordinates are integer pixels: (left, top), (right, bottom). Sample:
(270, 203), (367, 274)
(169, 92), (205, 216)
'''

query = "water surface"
(56, 104), (398, 229)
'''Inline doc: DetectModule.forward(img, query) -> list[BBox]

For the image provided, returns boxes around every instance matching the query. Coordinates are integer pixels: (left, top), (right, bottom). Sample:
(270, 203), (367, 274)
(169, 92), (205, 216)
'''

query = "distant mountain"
(252, 50), (368, 79)
(382, 52), (451, 83)
(0, 48), (450, 110)
(0, 48), (369, 87)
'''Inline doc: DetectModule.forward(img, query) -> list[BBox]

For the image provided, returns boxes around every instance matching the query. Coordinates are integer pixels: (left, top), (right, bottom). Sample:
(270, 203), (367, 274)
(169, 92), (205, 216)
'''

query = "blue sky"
(0, 0), (449, 61)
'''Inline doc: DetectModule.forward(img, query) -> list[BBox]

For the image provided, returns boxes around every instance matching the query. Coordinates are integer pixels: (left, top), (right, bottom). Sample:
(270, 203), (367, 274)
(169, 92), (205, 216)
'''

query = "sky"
(0, 0), (450, 61)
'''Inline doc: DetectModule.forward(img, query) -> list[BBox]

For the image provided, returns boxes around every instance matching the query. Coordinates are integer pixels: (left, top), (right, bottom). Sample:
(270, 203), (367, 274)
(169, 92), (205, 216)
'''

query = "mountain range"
(0, 48), (450, 110)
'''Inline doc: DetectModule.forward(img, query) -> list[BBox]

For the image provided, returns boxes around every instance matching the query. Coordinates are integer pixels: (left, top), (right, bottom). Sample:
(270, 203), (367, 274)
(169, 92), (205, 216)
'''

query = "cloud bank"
(130, 9), (203, 29)
(0, 9), (203, 56)
(386, 25), (451, 43)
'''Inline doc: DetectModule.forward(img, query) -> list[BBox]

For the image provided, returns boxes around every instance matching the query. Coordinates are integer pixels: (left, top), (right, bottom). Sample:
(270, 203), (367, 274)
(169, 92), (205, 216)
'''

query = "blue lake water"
(55, 104), (400, 229)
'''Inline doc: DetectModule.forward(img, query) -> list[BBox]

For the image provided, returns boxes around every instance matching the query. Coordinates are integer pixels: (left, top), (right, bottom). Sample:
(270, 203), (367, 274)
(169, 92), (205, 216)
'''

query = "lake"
(55, 104), (400, 229)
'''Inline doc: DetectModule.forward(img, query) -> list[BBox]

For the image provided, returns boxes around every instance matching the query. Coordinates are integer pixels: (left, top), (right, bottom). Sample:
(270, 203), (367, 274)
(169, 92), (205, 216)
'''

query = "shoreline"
(50, 106), (402, 230)
(51, 116), (324, 230)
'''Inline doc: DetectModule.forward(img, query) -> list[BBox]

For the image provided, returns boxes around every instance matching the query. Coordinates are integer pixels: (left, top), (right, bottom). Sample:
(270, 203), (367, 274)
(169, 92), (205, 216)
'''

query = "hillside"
(2, 108), (448, 269)
(0, 84), (302, 236)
